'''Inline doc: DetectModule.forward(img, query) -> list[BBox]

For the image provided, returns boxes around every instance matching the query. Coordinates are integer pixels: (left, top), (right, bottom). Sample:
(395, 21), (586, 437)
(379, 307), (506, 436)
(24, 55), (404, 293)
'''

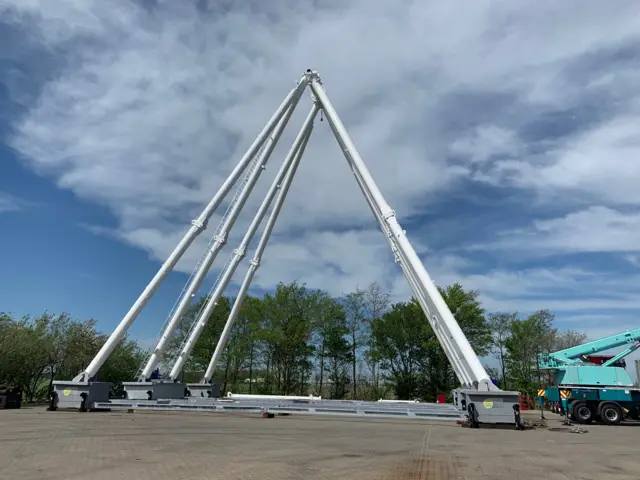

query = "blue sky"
(2, 1), (640, 373)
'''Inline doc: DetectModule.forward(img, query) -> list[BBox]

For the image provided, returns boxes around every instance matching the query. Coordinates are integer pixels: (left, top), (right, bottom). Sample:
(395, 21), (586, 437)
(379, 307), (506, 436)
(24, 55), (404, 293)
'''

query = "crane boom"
(540, 329), (640, 368)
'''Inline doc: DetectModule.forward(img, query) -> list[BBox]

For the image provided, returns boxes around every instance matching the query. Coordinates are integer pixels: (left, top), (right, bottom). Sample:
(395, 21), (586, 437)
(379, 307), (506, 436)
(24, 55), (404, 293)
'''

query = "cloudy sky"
(2, 0), (640, 362)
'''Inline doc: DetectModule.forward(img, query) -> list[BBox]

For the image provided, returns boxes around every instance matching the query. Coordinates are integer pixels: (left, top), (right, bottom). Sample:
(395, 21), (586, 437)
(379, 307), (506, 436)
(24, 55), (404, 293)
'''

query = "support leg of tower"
(168, 105), (319, 381)
(200, 111), (316, 383)
(309, 74), (523, 427)
(67, 74), (312, 386)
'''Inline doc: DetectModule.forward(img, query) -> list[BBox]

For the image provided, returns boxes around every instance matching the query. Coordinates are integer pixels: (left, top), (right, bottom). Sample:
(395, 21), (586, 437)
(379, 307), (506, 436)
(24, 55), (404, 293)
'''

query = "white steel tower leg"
(352, 169), (474, 386)
(73, 75), (312, 382)
(361, 185), (472, 385)
(312, 87), (474, 386)
(138, 101), (300, 381)
(201, 109), (315, 383)
(309, 76), (493, 390)
(347, 166), (472, 386)
(169, 105), (320, 380)
(402, 264), (473, 386)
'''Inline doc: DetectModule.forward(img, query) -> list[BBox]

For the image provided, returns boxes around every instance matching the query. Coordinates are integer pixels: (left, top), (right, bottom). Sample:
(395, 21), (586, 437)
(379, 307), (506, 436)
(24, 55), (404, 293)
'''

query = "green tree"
(551, 329), (588, 351)
(371, 300), (427, 400)
(190, 296), (232, 374)
(98, 337), (147, 391)
(236, 295), (264, 394)
(40, 313), (103, 393)
(369, 284), (492, 401)
(321, 302), (352, 399)
(439, 283), (492, 356)
(164, 295), (231, 383)
(0, 311), (146, 400)
(343, 289), (367, 396)
(0, 315), (49, 401)
(261, 282), (315, 395)
(418, 284), (492, 399)
(505, 310), (556, 396)
(3, 281), (586, 404)
(310, 291), (346, 396)
(488, 312), (517, 390)
(362, 281), (390, 389)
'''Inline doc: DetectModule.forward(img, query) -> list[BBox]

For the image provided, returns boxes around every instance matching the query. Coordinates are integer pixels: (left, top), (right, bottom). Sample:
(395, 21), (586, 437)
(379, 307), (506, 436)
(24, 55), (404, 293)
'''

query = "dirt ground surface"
(1, 408), (638, 480)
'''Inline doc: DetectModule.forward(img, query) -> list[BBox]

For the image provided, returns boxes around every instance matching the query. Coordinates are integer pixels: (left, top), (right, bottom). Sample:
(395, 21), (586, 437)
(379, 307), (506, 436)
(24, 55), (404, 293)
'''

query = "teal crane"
(538, 328), (640, 425)
(539, 329), (640, 387)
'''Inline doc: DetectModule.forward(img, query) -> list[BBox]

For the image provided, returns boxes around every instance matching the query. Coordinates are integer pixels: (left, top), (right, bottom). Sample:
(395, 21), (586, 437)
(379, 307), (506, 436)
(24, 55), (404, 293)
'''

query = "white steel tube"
(139, 102), (300, 380)
(346, 165), (473, 386)
(328, 137), (473, 387)
(227, 393), (321, 401)
(401, 261), (473, 386)
(312, 102), (473, 386)
(310, 78), (491, 388)
(201, 112), (315, 382)
(75, 80), (309, 382)
(355, 174), (474, 386)
(170, 105), (319, 380)
(353, 165), (479, 389)
(378, 399), (419, 403)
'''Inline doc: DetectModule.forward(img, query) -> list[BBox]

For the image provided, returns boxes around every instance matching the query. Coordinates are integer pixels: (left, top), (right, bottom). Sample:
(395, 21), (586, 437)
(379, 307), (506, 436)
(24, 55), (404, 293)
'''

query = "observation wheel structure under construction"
(51, 70), (521, 429)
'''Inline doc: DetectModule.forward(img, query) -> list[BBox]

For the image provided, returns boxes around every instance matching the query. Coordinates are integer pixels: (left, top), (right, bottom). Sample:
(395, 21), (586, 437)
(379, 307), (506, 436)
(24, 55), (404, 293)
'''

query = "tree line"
(0, 281), (587, 402)
(0, 312), (144, 402)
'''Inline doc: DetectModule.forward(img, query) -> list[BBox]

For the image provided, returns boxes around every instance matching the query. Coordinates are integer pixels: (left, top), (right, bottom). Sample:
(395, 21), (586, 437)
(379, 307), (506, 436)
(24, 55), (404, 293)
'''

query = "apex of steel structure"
(50, 69), (522, 429)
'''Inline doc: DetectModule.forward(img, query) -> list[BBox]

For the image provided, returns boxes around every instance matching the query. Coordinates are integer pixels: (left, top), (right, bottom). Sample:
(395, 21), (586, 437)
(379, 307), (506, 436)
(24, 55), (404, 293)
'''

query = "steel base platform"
(187, 383), (221, 398)
(122, 381), (187, 400)
(453, 388), (522, 428)
(93, 397), (464, 421)
(51, 381), (110, 410)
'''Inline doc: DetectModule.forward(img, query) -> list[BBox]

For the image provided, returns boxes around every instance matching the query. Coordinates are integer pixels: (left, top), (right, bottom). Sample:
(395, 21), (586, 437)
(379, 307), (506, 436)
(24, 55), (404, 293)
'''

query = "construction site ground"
(2, 407), (637, 480)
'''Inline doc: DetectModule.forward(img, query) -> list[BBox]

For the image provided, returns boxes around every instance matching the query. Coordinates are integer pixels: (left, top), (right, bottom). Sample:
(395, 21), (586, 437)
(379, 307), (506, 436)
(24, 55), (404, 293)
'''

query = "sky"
(1, 0), (640, 375)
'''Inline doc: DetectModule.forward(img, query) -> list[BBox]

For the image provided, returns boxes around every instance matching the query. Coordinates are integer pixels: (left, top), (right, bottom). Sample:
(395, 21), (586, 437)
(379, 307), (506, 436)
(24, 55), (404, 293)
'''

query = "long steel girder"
(94, 397), (463, 422)
(70, 69), (496, 393)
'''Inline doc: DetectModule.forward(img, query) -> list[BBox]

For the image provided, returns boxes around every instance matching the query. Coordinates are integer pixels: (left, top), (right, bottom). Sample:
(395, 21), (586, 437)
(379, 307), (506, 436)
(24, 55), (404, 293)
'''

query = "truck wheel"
(600, 402), (622, 425)
(571, 401), (593, 424)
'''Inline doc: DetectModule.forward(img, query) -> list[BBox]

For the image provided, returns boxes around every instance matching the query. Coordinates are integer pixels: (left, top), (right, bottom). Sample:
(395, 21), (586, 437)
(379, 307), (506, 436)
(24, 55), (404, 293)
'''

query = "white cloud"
(624, 255), (640, 267)
(251, 228), (397, 295)
(0, 192), (27, 213)
(450, 125), (521, 164)
(532, 207), (640, 253)
(490, 115), (640, 206)
(4, 0), (640, 334)
(471, 206), (640, 255)
(400, 256), (640, 314)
